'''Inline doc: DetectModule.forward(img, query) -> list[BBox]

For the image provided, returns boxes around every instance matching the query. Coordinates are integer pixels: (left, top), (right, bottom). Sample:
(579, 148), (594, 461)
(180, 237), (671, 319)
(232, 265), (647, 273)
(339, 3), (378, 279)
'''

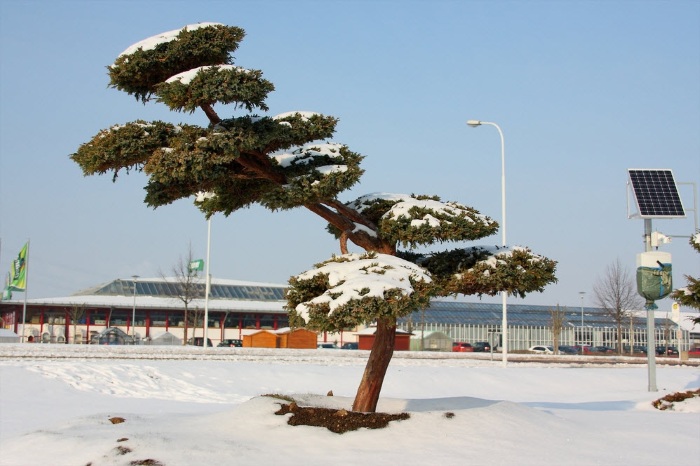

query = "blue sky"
(1, 0), (698, 311)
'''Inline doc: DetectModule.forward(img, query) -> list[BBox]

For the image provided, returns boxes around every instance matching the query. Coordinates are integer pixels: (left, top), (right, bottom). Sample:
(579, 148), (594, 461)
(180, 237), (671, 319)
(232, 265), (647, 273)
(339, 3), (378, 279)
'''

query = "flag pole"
(203, 217), (212, 347)
(20, 239), (30, 343)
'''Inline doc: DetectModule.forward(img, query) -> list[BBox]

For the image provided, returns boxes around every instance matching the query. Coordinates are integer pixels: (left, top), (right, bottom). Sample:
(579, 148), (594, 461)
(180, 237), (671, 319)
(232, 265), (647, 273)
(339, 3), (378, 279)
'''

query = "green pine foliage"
(400, 246), (557, 299)
(71, 22), (557, 334)
(671, 232), (700, 317)
(156, 66), (274, 114)
(72, 120), (183, 178)
(286, 252), (434, 332)
(109, 24), (245, 102)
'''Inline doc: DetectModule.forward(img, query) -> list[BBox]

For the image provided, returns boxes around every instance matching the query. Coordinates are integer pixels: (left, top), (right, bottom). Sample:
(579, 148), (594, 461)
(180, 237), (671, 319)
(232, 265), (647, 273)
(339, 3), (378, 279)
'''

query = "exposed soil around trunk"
(652, 388), (700, 410)
(274, 401), (410, 434)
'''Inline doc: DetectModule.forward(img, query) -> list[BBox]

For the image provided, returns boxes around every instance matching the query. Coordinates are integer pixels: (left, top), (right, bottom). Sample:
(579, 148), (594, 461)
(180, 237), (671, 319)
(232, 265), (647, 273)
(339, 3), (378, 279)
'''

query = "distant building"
(398, 299), (694, 351)
(0, 277), (288, 344)
(0, 277), (694, 350)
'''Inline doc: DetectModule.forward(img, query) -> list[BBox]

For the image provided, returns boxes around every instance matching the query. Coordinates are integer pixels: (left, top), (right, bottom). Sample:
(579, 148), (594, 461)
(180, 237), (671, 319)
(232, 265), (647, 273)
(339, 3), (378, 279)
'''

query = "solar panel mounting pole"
(644, 218), (658, 391)
(627, 168), (685, 393)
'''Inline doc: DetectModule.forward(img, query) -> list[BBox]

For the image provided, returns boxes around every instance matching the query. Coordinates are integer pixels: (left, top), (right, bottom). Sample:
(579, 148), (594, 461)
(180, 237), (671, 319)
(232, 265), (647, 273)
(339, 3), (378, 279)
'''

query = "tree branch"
(304, 203), (391, 253)
(200, 103), (221, 126)
(339, 231), (349, 254)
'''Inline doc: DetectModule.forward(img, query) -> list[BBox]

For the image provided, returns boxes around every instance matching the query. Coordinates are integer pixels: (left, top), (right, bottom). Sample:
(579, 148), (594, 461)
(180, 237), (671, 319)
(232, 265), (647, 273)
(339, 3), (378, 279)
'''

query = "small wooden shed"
(243, 330), (279, 348)
(356, 327), (413, 351)
(276, 328), (317, 349)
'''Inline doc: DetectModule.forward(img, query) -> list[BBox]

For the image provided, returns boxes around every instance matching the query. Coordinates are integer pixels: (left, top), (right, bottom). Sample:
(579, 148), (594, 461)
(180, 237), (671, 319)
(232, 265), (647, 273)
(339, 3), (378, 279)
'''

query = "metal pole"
(203, 217), (212, 347)
(644, 218), (657, 391)
(579, 291), (585, 345)
(20, 240), (30, 343)
(131, 275), (139, 342)
(467, 120), (507, 367)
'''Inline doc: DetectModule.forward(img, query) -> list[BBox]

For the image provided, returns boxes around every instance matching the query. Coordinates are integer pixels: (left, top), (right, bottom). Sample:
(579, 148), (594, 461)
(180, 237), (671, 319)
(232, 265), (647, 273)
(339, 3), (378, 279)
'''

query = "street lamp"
(131, 275), (139, 341)
(579, 291), (586, 345)
(466, 119), (507, 366)
(196, 191), (215, 348)
(203, 216), (212, 347)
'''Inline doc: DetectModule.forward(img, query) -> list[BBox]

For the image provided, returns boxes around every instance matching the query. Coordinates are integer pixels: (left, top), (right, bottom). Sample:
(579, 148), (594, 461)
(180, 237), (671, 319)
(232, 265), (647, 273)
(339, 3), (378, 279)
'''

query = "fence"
(398, 322), (693, 352)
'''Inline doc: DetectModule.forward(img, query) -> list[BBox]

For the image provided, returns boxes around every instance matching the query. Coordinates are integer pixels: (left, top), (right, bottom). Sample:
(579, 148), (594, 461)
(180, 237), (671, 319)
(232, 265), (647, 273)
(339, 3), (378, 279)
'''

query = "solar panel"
(628, 169), (685, 218)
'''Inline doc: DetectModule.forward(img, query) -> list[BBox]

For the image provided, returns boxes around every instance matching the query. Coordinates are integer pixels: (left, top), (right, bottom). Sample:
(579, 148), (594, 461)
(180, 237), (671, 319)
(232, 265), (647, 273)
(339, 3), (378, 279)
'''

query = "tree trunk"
(617, 321), (623, 355)
(183, 306), (189, 346)
(352, 317), (396, 412)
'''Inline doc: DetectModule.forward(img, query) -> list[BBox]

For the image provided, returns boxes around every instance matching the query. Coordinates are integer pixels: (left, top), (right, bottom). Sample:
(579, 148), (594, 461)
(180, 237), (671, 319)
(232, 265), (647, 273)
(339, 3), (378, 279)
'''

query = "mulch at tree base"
(274, 402), (410, 434)
(652, 388), (700, 410)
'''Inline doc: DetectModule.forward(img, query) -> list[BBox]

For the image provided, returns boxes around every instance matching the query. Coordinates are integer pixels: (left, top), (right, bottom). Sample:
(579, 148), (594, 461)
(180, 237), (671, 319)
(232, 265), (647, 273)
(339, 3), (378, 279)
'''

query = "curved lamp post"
(196, 191), (215, 348)
(466, 120), (508, 366)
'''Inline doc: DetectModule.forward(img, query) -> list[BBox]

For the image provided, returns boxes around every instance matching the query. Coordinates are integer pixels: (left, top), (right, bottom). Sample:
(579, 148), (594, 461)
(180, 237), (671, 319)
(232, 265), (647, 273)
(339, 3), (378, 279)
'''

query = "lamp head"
(467, 120), (482, 127)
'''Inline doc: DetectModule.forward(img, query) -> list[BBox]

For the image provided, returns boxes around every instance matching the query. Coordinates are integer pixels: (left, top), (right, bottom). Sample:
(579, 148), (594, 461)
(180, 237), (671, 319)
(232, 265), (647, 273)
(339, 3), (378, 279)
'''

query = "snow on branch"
(271, 142), (345, 168)
(165, 65), (250, 85)
(118, 23), (225, 57)
(272, 111), (322, 122)
(292, 252), (432, 322)
(346, 193), (498, 247)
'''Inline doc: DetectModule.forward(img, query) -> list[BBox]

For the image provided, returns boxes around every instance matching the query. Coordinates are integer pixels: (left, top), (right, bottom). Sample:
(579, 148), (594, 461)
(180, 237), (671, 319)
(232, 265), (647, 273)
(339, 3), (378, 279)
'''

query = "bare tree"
(161, 244), (204, 345)
(549, 304), (567, 354)
(628, 312), (637, 355)
(68, 303), (86, 344)
(188, 306), (204, 339)
(593, 258), (644, 354)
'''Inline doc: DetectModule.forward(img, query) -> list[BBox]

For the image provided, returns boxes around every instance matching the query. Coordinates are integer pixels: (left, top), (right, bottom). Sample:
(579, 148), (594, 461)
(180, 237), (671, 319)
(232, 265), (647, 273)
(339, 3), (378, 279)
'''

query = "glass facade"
(73, 278), (287, 301)
(399, 300), (674, 330)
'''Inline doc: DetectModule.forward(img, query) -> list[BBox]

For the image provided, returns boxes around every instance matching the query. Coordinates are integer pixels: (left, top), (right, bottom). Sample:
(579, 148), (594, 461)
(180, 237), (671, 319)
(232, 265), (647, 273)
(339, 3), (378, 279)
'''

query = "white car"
(528, 345), (554, 354)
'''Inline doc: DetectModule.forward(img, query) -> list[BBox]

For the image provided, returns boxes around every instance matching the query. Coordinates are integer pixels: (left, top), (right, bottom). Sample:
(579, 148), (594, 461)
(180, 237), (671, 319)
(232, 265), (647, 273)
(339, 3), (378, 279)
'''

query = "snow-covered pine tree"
(71, 23), (557, 413)
(671, 232), (700, 322)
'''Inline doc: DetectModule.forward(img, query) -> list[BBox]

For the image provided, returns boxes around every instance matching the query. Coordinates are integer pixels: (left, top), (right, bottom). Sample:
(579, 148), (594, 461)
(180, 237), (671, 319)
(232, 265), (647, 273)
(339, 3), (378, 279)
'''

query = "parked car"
(656, 346), (679, 356)
(472, 341), (492, 352)
(341, 342), (359, 350)
(452, 342), (474, 352)
(572, 345), (593, 354)
(591, 346), (615, 354)
(623, 345), (646, 354)
(317, 342), (339, 349)
(635, 346), (665, 355)
(688, 347), (700, 356)
(218, 339), (242, 347)
(187, 337), (213, 347)
(528, 345), (554, 354)
(557, 345), (578, 355)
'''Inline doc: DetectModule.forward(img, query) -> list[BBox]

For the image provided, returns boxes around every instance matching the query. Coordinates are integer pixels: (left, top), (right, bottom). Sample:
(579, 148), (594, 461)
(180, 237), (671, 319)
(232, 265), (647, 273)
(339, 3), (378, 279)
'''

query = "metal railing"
(400, 322), (692, 352)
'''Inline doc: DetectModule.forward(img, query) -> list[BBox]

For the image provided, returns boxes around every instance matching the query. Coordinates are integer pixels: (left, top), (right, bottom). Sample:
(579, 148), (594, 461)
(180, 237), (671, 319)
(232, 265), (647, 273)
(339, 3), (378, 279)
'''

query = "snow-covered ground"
(0, 344), (698, 466)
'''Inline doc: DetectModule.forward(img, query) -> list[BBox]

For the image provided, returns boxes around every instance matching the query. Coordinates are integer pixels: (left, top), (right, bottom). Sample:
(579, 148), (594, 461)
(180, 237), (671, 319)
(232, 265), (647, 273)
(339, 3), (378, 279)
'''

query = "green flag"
(189, 259), (204, 272)
(8, 243), (28, 291)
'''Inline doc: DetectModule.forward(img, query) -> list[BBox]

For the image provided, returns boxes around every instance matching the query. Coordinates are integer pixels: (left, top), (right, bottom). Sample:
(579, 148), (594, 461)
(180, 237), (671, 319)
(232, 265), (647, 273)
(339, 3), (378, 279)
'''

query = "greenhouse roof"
(398, 299), (677, 329)
(73, 277), (286, 301)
